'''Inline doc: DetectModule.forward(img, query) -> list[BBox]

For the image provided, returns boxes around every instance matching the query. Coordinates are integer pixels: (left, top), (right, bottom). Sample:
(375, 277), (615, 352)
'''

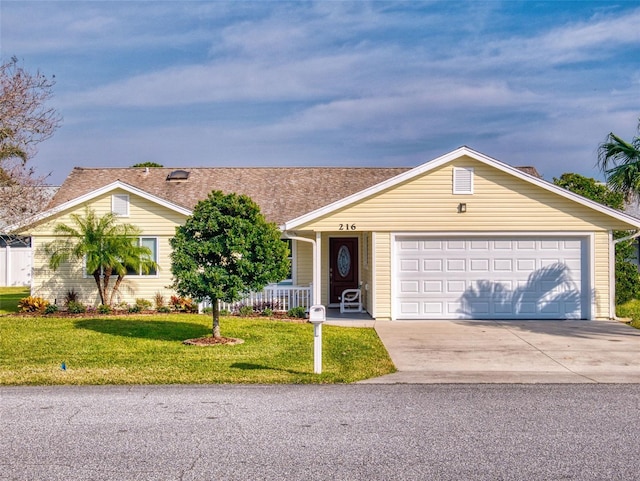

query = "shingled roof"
(48, 163), (545, 225)
(48, 167), (412, 225)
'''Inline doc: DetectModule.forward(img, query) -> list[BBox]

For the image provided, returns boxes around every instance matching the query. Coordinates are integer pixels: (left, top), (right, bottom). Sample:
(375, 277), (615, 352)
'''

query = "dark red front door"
(329, 238), (359, 304)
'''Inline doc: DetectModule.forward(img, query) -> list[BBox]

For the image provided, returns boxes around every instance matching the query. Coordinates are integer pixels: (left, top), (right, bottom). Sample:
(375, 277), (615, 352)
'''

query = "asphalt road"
(2, 384), (640, 480)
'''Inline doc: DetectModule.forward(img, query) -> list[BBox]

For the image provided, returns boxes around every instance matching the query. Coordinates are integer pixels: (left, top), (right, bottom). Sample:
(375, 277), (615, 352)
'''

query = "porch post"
(314, 232), (322, 306)
(282, 231), (322, 306)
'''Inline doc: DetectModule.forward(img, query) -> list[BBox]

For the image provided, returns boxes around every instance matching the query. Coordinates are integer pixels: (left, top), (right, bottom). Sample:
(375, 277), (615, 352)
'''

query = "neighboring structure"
(13, 147), (640, 320)
(0, 185), (58, 287)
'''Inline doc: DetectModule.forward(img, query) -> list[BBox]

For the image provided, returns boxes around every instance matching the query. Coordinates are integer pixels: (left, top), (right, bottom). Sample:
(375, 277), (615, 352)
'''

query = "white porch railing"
(204, 284), (313, 313)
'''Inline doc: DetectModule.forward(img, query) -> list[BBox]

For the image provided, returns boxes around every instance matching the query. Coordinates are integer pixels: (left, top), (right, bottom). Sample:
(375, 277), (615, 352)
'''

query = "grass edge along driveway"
(0, 313), (396, 385)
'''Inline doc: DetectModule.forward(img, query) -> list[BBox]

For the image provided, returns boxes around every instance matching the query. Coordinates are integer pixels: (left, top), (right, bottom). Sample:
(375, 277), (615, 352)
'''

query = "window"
(112, 194), (130, 216)
(453, 167), (474, 194)
(282, 239), (293, 284)
(126, 237), (158, 276)
(83, 237), (158, 278)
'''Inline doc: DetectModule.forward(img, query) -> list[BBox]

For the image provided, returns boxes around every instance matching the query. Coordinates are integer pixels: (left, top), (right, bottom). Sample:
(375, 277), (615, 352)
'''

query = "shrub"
(44, 304), (59, 315)
(114, 301), (129, 312)
(157, 305), (171, 313)
(287, 306), (307, 319)
(615, 259), (640, 304)
(18, 296), (50, 313)
(97, 304), (112, 314)
(154, 292), (165, 309)
(135, 298), (152, 311)
(128, 304), (142, 313)
(238, 305), (253, 317)
(67, 301), (86, 314)
(64, 289), (79, 306)
(252, 300), (281, 312)
(170, 295), (196, 312)
(261, 307), (274, 317)
(220, 308), (230, 316)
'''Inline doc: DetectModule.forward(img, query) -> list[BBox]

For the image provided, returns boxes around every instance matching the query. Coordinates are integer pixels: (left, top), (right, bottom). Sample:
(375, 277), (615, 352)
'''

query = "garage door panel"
(395, 236), (588, 320)
(424, 259), (442, 271)
(470, 259), (490, 271)
(447, 259), (465, 271)
(400, 259), (420, 272)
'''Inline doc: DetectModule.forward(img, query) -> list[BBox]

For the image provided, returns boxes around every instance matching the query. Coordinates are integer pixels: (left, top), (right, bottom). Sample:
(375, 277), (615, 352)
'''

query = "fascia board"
(282, 146), (640, 230)
(8, 181), (192, 233)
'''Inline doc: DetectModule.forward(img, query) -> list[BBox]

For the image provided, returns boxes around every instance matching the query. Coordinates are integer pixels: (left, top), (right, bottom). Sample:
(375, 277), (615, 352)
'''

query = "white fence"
(0, 246), (32, 287)
(211, 284), (313, 313)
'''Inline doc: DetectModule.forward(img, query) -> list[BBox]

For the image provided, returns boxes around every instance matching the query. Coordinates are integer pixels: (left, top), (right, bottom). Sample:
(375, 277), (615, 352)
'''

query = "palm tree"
(44, 207), (158, 306)
(597, 121), (640, 200)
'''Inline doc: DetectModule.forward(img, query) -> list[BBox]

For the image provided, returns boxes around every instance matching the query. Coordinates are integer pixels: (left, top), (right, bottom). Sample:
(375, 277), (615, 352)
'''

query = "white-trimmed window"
(453, 167), (474, 194)
(84, 237), (158, 277)
(280, 239), (294, 285)
(127, 237), (158, 276)
(112, 194), (130, 216)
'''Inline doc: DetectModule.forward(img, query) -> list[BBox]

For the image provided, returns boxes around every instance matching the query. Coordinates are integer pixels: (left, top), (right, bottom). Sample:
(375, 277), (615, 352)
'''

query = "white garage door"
(394, 236), (588, 320)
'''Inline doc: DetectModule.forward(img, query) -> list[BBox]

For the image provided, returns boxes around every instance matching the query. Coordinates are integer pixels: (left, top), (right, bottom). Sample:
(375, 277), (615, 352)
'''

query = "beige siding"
(360, 233), (373, 312)
(27, 191), (186, 306)
(373, 232), (392, 320)
(294, 239), (313, 286)
(297, 159), (636, 233)
(594, 231), (611, 319)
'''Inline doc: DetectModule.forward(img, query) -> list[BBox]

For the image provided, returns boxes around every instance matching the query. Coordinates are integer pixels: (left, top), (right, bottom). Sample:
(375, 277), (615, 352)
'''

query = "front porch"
(212, 284), (372, 322)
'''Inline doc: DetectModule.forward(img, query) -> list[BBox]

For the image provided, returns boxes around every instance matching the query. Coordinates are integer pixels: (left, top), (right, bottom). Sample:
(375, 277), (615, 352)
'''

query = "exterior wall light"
(458, 203), (467, 213)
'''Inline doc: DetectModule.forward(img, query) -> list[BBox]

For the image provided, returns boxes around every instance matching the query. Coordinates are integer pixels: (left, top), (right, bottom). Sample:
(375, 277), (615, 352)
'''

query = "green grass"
(616, 299), (640, 329)
(0, 287), (29, 314)
(0, 313), (395, 385)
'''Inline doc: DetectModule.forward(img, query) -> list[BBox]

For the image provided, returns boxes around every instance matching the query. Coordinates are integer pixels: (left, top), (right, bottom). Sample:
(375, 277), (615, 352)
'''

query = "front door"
(329, 238), (359, 304)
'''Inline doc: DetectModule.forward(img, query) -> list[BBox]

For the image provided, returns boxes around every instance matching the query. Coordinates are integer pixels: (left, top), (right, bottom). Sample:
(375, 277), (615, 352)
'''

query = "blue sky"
(1, 1), (639, 185)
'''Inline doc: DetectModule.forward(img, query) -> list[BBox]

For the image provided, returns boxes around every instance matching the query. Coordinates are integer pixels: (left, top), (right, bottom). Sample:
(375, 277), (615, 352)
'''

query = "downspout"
(282, 231), (320, 307)
(611, 229), (640, 320)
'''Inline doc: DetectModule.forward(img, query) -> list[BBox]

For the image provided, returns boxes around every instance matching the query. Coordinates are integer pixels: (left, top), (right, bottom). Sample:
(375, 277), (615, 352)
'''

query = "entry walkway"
(348, 319), (640, 384)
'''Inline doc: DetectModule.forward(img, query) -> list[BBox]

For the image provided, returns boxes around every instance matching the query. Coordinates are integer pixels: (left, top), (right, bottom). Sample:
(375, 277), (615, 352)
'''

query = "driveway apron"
(361, 320), (640, 384)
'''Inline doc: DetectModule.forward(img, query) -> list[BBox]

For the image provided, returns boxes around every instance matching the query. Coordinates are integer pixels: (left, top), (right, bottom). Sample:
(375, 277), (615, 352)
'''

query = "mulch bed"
(182, 336), (245, 346)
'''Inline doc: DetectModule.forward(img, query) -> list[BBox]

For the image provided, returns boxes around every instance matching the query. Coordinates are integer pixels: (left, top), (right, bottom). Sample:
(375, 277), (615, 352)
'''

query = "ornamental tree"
(170, 191), (290, 339)
(1, 57), (62, 230)
(44, 208), (158, 306)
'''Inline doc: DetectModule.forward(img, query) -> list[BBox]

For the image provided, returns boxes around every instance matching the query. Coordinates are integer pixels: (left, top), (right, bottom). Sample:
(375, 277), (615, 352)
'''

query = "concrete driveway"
(359, 319), (640, 383)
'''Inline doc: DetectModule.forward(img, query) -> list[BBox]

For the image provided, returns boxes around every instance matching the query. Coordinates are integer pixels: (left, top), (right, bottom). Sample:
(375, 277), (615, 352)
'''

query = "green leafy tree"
(597, 120), (640, 200)
(553, 173), (640, 303)
(132, 162), (163, 167)
(44, 208), (158, 306)
(170, 191), (290, 339)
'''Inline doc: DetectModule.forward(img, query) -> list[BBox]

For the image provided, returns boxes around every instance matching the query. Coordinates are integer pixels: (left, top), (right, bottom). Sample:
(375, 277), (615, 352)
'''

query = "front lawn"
(0, 313), (395, 385)
(0, 287), (29, 314)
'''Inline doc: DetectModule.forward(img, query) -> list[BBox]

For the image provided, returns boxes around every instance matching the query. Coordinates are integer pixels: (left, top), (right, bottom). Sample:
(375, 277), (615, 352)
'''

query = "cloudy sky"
(2, 1), (639, 185)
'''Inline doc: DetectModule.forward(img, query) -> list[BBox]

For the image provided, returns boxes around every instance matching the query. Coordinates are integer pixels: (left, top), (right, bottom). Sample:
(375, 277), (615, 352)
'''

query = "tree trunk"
(102, 267), (112, 306)
(212, 298), (221, 339)
(92, 271), (105, 305)
(110, 275), (125, 306)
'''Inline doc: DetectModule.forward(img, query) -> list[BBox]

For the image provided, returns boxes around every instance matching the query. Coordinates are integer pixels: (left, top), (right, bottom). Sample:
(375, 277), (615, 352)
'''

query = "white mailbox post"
(308, 305), (326, 374)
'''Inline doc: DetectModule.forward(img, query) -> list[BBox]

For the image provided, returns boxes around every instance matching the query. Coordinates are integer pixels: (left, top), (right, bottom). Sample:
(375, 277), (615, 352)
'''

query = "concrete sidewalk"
(357, 319), (640, 384)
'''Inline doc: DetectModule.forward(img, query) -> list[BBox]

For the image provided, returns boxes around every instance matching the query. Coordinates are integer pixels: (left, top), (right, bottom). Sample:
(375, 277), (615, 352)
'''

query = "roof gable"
(12, 181), (192, 232)
(282, 146), (640, 230)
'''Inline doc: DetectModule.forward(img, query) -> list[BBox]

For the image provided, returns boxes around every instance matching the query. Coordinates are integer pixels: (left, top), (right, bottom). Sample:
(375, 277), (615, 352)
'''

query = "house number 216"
(339, 223), (356, 231)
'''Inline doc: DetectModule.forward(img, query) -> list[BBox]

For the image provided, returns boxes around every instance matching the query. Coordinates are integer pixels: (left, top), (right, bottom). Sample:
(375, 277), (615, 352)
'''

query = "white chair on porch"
(340, 288), (362, 314)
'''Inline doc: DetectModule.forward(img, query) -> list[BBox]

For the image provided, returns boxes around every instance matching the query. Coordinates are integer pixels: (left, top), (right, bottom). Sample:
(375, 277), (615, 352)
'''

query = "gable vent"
(166, 170), (190, 181)
(453, 167), (473, 194)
